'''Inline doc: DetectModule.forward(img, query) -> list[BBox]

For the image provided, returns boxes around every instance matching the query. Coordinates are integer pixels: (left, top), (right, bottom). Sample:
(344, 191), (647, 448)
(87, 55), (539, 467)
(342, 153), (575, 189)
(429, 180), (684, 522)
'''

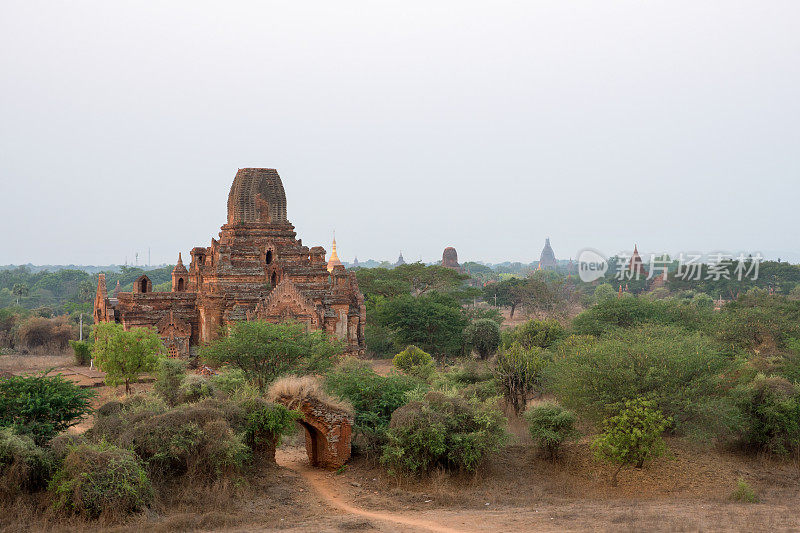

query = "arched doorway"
(139, 278), (148, 293)
(177, 278), (185, 291)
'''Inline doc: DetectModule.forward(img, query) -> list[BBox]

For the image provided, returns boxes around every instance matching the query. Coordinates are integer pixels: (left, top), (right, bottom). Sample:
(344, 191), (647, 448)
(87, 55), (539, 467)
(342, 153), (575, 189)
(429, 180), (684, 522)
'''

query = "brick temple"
(94, 168), (366, 357)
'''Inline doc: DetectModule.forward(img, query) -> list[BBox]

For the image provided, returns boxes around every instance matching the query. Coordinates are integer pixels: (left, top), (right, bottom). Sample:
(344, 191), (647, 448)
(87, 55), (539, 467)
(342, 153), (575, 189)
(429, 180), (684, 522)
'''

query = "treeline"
(0, 265), (174, 315)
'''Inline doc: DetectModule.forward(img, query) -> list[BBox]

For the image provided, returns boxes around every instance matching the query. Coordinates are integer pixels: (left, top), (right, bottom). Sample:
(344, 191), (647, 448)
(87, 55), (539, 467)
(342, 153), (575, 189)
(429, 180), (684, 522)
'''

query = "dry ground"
(3, 353), (800, 532)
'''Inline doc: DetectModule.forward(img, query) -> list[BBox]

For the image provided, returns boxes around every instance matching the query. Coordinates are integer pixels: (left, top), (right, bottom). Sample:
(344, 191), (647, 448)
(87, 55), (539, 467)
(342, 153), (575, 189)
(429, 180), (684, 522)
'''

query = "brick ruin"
(441, 246), (462, 271)
(94, 168), (367, 357)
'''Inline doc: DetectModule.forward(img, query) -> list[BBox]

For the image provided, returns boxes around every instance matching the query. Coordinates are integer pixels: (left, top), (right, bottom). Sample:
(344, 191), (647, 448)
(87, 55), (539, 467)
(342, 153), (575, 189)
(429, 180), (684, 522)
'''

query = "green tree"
(12, 283), (29, 305)
(464, 318), (501, 359)
(485, 277), (527, 318)
(593, 283), (616, 303)
(392, 345), (435, 379)
(92, 323), (164, 394)
(495, 342), (547, 414)
(0, 373), (95, 445)
(377, 292), (468, 358)
(201, 320), (342, 392)
(592, 398), (670, 485)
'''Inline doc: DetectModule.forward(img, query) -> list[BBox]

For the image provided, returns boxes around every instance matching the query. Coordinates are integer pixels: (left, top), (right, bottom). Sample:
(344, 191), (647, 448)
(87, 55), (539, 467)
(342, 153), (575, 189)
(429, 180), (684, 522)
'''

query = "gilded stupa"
(327, 233), (343, 272)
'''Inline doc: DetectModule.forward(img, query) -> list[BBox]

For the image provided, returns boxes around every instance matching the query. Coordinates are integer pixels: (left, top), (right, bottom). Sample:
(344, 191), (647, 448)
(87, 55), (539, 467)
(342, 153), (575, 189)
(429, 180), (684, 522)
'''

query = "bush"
(239, 397), (300, 462)
(503, 319), (564, 350)
(210, 367), (248, 396)
(91, 396), (249, 479)
(571, 297), (710, 336)
(381, 391), (506, 476)
(69, 340), (92, 366)
(0, 373), (94, 445)
(525, 403), (578, 459)
(592, 398), (670, 485)
(0, 426), (54, 496)
(548, 325), (735, 437)
(495, 343), (547, 414)
(730, 478), (759, 503)
(178, 374), (216, 404)
(393, 345), (435, 379)
(717, 295), (800, 353)
(433, 362), (498, 401)
(737, 374), (800, 456)
(50, 442), (153, 518)
(15, 316), (74, 351)
(153, 358), (186, 406)
(325, 358), (421, 454)
(464, 319), (501, 359)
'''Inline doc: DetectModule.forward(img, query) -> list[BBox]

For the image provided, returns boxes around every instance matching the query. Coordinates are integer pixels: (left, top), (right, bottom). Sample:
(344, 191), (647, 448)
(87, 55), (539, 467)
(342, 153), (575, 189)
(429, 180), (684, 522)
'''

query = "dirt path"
(276, 449), (467, 533)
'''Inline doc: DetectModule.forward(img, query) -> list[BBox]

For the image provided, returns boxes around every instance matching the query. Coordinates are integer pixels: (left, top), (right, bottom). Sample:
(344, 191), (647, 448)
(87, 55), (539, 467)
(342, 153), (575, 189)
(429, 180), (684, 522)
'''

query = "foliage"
(730, 478), (759, 503)
(50, 442), (153, 518)
(210, 367), (248, 396)
(692, 293), (715, 310)
(716, 293), (800, 353)
(94, 398), (250, 479)
(178, 374), (216, 404)
(495, 342), (547, 414)
(239, 397), (300, 461)
(153, 358), (187, 406)
(524, 402), (579, 459)
(15, 316), (74, 350)
(503, 318), (564, 349)
(0, 426), (54, 496)
(548, 325), (736, 437)
(464, 318), (501, 359)
(0, 373), (94, 445)
(92, 323), (164, 394)
(571, 296), (711, 336)
(736, 374), (800, 456)
(201, 320), (342, 392)
(592, 398), (670, 484)
(381, 391), (506, 476)
(593, 283), (616, 303)
(392, 345), (435, 379)
(325, 358), (422, 454)
(376, 292), (469, 358)
(433, 361), (498, 401)
(69, 340), (92, 366)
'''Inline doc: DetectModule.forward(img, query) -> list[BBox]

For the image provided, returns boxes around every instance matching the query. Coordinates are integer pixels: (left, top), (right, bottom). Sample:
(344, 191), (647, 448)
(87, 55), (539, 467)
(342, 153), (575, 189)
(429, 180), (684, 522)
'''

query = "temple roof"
(227, 168), (288, 224)
(327, 236), (343, 273)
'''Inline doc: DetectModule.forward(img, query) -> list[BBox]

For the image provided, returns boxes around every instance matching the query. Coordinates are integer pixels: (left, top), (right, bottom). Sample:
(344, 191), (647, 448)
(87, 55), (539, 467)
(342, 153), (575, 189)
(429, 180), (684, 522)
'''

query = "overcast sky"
(1, 1), (798, 266)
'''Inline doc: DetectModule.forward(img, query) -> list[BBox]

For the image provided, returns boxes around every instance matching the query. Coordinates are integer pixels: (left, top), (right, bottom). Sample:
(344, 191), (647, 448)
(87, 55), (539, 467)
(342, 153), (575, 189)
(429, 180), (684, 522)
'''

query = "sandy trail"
(276, 449), (468, 533)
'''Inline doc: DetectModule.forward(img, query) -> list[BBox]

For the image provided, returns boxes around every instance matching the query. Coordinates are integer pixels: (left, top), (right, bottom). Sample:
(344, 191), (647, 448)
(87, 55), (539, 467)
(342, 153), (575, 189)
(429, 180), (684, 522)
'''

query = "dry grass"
(267, 375), (354, 415)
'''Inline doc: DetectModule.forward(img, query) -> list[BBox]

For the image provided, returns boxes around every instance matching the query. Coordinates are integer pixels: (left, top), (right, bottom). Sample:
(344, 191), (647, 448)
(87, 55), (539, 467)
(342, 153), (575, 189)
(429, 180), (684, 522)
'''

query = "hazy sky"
(1, 1), (798, 266)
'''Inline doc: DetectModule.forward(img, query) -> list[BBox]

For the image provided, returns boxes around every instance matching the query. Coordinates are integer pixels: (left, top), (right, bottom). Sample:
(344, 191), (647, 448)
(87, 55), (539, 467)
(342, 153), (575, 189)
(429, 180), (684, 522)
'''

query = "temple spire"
(327, 232), (343, 273)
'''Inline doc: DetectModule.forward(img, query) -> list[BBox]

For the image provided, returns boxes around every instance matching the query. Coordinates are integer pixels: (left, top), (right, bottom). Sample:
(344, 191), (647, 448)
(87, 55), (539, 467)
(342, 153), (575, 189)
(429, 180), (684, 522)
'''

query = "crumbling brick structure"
(94, 168), (367, 357)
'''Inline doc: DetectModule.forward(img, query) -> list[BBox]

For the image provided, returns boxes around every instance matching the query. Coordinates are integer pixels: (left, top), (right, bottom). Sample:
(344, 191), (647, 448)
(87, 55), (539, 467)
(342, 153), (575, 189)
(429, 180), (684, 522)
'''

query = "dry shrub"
(50, 442), (153, 519)
(0, 427), (54, 497)
(15, 316), (74, 352)
(267, 375), (354, 415)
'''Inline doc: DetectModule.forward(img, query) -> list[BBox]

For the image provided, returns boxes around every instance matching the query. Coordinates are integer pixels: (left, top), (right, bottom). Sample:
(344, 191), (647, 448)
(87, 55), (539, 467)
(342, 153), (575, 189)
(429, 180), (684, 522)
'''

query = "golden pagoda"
(326, 233), (343, 272)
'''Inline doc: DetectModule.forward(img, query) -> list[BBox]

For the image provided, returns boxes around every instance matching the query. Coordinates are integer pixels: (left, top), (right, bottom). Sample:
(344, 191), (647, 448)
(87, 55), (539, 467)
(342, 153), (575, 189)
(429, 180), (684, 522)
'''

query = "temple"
(537, 238), (557, 270)
(441, 246), (462, 271)
(94, 168), (367, 357)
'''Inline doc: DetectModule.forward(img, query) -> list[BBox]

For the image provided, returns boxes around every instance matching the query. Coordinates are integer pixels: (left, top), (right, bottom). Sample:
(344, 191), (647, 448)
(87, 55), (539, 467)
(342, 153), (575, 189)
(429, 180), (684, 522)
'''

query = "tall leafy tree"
(201, 320), (342, 392)
(92, 323), (164, 394)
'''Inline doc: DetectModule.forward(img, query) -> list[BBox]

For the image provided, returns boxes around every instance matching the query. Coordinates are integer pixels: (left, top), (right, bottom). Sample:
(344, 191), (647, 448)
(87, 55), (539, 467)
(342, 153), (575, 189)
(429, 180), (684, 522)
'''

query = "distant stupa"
(537, 238), (557, 270)
(394, 251), (406, 267)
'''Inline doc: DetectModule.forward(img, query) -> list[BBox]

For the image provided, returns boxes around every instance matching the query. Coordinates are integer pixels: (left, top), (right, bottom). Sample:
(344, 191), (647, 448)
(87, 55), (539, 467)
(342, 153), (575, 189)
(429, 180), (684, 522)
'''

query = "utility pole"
(494, 292), (498, 307)
(148, 247), (151, 268)
(79, 313), (83, 341)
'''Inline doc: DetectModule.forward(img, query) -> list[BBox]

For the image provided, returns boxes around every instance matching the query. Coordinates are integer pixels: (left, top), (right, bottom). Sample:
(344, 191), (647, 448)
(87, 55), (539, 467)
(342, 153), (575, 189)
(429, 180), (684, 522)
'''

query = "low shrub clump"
(239, 397), (300, 462)
(15, 316), (74, 351)
(503, 318), (564, 350)
(178, 374), (216, 404)
(50, 442), (153, 518)
(153, 358), (187, 406)
(0, 373), (94, 445)
(525, 402), (578, 459)
(592, 398), (670, 485)
(0, 426), (54, 496)
(392, 345), (435, 379)
(381, 391), (506, 476)
(69, 340), (92, 366)
(737, 374), (800, 456)
(730, 478), (759, 503)
(325, 358), (422, 455)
